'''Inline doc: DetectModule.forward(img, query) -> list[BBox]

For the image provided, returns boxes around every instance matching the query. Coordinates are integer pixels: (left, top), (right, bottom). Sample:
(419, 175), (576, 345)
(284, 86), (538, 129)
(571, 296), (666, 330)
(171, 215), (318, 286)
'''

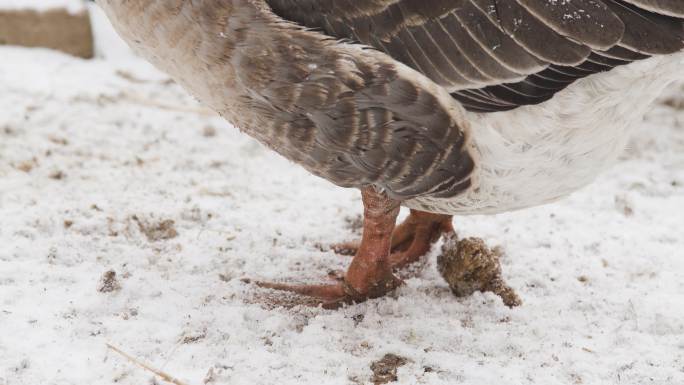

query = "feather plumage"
(267, 0), (684, 111)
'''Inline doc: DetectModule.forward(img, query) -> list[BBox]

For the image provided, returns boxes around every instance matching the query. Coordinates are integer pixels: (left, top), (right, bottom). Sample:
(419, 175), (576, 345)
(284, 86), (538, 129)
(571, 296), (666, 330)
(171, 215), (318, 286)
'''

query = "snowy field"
(1, 7), (684, 385)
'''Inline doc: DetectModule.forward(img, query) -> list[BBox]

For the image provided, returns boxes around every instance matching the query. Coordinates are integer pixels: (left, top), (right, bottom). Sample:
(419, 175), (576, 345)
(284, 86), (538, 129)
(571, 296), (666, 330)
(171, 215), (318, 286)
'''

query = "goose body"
(412, 51), (684, 214)
(96, 0), (684, 306)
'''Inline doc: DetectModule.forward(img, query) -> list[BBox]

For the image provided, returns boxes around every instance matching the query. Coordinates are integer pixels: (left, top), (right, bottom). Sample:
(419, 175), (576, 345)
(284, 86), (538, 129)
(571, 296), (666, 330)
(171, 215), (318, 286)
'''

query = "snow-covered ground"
(1, 7), (683, 385)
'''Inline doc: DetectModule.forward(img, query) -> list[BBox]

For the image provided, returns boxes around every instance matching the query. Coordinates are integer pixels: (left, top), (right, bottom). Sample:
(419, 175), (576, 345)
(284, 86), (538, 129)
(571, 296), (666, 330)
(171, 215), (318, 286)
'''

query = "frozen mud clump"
(98, 270), (121, 293)
(370, 354), (408, 385)
(437, 234), (521, 308)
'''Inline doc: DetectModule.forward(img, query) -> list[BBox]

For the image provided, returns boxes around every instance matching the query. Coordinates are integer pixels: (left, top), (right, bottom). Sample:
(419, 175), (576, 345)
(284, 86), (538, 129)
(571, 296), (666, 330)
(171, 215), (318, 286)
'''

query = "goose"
(96, 0), (684, 308)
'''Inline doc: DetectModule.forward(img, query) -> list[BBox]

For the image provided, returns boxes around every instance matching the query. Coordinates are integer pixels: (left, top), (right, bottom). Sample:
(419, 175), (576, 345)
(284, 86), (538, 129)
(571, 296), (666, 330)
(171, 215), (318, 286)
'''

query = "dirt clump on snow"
(98, 270), (121, 293)
(370, 354), (408, 384)
(662, 96), (684, 111)
(344, 214), (364, 234)
(180, 330), (207, 344)
(48, 170), (66, 180)
(0, 8), (93, 59)
(132, 215), (178, 242)
(437, 234), (521, 308)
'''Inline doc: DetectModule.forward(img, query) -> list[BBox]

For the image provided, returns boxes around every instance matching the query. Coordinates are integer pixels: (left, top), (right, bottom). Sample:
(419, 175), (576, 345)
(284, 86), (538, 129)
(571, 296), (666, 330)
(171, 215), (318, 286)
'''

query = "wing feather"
(265, 0), (684, 111)
(621, 0), (684, 17)
(516, 0), (624, 50)
(471, 0), (593, 66)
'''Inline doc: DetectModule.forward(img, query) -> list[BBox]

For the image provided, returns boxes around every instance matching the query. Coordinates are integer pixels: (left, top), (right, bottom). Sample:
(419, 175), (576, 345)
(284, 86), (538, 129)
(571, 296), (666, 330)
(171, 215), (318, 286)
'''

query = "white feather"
(407, 52), (684, 215)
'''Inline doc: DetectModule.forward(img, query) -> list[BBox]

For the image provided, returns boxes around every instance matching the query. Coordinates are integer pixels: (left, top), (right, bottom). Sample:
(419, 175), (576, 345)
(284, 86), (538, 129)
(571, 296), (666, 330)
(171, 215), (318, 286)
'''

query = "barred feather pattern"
(97, 0), (476, 201)
(97, 0), (684, 215)
(268, 0), (684, 112)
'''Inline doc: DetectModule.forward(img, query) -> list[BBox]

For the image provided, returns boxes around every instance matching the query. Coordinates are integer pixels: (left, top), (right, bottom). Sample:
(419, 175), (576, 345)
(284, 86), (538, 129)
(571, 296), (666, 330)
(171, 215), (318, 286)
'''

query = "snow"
(0, 0), (85, 14)
(1, 7), (683, 385)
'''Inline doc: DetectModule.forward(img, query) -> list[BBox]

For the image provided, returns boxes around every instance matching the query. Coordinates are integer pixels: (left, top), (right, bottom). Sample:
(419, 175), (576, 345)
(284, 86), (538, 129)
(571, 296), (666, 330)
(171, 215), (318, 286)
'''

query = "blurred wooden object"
(0, 7), (93, 59)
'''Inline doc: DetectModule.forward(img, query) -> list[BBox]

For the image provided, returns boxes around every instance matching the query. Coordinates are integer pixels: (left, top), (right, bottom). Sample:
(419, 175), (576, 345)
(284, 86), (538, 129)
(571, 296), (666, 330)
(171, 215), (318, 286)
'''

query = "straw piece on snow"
(106, 343), (189, 385)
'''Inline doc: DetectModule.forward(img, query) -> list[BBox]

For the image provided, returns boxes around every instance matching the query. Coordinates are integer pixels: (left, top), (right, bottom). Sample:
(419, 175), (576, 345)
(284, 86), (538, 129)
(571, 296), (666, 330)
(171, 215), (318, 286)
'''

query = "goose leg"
(388, 210), (453, 269)
(333, 210), (454, 270)
(256, 187), (403, 309)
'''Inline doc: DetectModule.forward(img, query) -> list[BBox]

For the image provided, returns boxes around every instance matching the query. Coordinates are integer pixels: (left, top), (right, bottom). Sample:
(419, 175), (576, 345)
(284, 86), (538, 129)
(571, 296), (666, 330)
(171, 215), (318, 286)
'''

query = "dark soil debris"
(48, 170), (65, 180)
(344, 214), (364, 234)
(437, 234), (521, 308)
(662, 97), (684, 110)
(132, 215), (178, 242)
(98, 270), (121, 293)
(352, 313), (364, 326)
(370, 354), (408, 385)
(203, 125), (217, 137)
(181, 330), (207, 344)
(13, 158), (37, 172)
(614, 195), (634, 217)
